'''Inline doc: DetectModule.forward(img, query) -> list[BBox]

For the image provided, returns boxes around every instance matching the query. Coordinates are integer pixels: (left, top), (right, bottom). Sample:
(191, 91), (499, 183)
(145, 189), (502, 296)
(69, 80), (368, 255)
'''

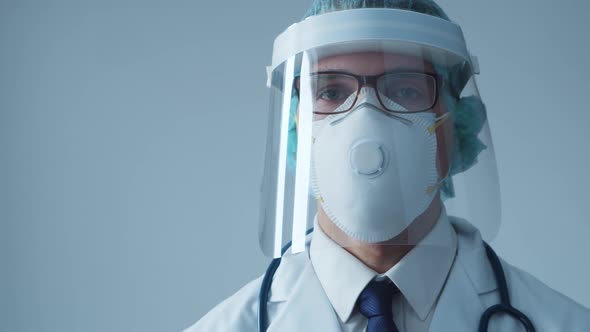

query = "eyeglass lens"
(309, 72), (436, 114)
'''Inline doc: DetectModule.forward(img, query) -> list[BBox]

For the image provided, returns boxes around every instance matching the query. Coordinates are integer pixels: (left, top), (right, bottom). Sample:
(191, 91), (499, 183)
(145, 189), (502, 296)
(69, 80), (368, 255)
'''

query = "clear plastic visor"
(259, 43), (500, 258)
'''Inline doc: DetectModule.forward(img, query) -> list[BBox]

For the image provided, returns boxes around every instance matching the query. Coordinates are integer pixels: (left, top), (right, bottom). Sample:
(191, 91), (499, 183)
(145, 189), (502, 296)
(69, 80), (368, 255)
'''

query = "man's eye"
(319, 90), (342, 100)
(394, 87), (422, 99)
(318, 88), (346, 101)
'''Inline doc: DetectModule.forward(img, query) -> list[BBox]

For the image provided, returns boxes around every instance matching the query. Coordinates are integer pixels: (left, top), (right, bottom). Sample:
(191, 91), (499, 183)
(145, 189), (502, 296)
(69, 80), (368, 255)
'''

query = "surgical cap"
(304, 0), (450, 20)
(286, 0), (488, 199)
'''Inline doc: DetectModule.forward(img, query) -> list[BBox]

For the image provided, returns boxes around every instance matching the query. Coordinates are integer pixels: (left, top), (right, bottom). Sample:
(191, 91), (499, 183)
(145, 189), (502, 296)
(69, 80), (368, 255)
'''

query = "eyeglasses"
(295, 71), (440, 114)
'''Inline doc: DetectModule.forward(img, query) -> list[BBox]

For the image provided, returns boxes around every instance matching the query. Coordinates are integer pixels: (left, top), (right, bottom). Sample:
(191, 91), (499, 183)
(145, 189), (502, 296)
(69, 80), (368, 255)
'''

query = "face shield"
(259, 9), (500, 258)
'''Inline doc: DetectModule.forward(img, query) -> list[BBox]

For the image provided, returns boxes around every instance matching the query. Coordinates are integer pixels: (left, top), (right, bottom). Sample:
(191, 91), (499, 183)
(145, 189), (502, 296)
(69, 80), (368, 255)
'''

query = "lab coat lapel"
(429, 257), (485, 332)
(267, 260), (341, 332)
(429, 218), (498, 332)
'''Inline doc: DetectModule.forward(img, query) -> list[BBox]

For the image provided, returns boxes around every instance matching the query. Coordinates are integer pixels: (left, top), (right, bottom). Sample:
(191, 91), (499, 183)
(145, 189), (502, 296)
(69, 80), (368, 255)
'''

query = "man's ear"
(435, 114), (454, 180)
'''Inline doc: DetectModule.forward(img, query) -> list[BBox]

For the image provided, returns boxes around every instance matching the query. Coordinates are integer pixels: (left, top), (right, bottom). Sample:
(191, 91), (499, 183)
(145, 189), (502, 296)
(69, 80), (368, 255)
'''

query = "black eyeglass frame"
(294, 70), (444, 114)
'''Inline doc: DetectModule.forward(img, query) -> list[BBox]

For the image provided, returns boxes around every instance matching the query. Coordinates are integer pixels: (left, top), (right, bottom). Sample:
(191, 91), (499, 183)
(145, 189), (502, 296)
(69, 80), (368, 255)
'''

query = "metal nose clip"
(329, 87), (415, 127)
(329, 103), (413, 126)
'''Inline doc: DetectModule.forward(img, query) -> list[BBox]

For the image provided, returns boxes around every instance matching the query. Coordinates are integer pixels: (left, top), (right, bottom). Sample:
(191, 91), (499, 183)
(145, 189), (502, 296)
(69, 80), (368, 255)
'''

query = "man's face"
(301, 51), (454, 180)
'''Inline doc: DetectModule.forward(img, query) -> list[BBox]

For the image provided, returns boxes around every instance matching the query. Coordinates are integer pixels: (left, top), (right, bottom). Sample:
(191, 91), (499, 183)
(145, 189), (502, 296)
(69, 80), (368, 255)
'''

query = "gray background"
(1, 0), (589, 331)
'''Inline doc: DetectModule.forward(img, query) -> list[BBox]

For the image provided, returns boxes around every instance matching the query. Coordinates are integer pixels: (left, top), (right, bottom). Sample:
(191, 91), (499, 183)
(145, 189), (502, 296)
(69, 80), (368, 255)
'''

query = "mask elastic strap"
(426, 176), (448, 195)
(428, 112), (451, 134)
(426, 112), (453, 195)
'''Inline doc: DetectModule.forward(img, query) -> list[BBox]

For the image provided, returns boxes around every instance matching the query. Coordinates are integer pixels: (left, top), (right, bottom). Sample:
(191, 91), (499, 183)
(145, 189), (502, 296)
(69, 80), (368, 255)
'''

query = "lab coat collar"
(449, 216), (497, 295)
(267, 257), (341, 332)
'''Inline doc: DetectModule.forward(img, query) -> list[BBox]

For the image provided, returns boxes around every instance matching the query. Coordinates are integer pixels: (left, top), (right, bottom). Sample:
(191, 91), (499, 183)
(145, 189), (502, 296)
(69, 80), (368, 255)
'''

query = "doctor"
(186, 1), (590, 331)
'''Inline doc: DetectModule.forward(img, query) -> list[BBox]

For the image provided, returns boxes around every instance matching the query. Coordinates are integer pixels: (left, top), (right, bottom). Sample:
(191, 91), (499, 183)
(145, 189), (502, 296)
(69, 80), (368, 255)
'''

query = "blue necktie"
(358, 279), (400, 332)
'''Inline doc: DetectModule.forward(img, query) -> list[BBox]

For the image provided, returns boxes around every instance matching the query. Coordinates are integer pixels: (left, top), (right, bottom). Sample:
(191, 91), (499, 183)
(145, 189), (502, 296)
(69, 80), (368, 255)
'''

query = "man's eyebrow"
(314, 63), (429, 71)
(311, 66), (431, 74)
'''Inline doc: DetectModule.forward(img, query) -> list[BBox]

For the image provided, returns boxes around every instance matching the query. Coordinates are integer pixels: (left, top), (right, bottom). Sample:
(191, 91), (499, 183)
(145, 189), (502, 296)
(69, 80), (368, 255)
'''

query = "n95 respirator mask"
(311, 87), (445, 243)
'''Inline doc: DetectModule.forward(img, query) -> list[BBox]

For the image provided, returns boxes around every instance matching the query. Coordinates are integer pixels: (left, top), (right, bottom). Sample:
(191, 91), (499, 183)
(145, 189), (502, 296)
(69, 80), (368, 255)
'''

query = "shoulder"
(183, 276), (263, 332)
(449, 216), (590, 330)
(183, 252), (311, 332)
(503, 261), (590, 331)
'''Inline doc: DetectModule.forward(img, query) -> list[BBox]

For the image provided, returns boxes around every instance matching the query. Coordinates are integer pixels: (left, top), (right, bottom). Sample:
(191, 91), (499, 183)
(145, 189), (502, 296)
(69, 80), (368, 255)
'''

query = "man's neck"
(317, 198), (442, 274)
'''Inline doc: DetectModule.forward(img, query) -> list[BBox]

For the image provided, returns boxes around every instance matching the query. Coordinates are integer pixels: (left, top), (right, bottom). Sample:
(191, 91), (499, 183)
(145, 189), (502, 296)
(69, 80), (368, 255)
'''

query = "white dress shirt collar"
(310, 206), (457, 323)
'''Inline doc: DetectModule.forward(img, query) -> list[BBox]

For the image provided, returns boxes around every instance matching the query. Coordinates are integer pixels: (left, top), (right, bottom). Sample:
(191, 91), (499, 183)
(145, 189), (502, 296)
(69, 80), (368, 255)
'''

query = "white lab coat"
(185, 217), (590, 331)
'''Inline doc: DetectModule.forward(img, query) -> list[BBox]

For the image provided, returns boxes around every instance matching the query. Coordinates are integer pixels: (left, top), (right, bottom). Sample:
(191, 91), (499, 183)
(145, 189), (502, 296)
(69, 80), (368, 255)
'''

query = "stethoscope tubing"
(478, 243), (536, 332)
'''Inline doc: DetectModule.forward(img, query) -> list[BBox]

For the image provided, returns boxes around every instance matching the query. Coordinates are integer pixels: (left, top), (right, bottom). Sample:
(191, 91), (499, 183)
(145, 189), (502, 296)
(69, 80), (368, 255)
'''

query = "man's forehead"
(311, 52), (434, 74)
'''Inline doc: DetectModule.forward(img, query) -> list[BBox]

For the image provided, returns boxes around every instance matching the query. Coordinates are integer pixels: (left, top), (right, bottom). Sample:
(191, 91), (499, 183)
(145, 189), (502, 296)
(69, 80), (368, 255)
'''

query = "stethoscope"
(257, 228), (536, 332)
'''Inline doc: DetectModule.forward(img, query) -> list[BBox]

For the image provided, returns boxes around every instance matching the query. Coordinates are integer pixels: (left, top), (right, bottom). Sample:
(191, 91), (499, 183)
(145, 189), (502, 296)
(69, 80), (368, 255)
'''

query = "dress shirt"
(309, 207), (457, 332)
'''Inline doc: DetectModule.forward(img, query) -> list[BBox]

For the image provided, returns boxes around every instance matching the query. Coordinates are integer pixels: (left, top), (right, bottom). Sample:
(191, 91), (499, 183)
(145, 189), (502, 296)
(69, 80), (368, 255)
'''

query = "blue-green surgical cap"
(286, 0), (488, 199)
(304, 0), (450, 20)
